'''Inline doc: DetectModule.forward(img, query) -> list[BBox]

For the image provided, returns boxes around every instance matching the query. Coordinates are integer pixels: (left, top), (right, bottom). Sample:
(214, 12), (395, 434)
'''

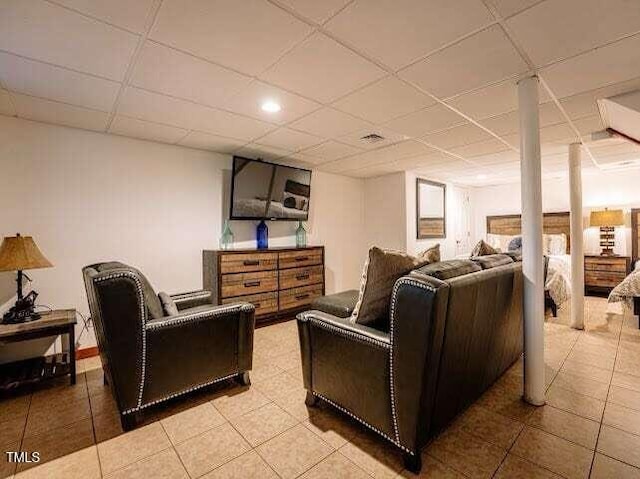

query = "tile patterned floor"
(2, 297), (640, 478)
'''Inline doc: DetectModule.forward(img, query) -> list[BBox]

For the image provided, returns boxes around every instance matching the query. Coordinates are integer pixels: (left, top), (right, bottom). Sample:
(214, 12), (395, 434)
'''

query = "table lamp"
(0, 233), (53, 323)
(590, 209), (624, 256)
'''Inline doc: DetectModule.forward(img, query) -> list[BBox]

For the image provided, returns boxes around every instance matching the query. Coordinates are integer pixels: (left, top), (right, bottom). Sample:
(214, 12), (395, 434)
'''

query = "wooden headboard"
(486, 212), (571, 253)
(632, 208), (640, 261)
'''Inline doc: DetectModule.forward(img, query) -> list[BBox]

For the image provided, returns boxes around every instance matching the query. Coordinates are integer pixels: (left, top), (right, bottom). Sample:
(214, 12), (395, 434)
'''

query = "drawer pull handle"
(295, 256), (309, 262)
(244, 281), (261, 287)
(243, 260), (260, 266)
(296, 274), (310, 281)
(295, 293), (310, 300)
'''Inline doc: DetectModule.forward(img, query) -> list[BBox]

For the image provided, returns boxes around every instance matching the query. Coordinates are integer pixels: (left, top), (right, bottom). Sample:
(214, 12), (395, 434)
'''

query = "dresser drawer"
(279, 248), (323, 269)
(279, 284), (323, 311)
(584, 259), (627, 273)
(279, 265), (323, 290)
(222, 291), (278, 317)
(585, 271), (626, 288)
(221, 270), (278, 298)
(220, 252), (277, 274)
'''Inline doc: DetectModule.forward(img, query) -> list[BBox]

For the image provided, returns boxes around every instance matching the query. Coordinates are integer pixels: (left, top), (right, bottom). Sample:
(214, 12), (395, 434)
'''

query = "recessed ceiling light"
(261, 100), (281, 113)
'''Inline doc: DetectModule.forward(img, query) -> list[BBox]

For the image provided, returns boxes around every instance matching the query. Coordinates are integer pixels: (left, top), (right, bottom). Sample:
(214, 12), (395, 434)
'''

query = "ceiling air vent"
(360, 133), (385, 144)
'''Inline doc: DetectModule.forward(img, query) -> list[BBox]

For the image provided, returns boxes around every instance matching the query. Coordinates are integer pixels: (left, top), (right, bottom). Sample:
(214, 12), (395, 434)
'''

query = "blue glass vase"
(256, 220), (268, 249)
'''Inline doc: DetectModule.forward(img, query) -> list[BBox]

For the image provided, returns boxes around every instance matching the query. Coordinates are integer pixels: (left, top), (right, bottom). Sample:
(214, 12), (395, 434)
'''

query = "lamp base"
(1, 290), (40, 324)
(599, 226), (616, 256)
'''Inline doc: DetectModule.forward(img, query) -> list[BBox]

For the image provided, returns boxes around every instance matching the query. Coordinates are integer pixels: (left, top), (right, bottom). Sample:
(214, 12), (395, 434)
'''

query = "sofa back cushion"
(414, 259), (481, 281)
(351, 247), (433, 328)
(471, 254), (514, 270)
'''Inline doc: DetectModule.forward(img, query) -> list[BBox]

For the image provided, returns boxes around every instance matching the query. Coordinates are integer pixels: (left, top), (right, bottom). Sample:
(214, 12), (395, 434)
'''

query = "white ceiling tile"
(109, 116), (188, 144)
(506, 0), (640, 67)
(325, 0), (494, 70)
(559, 77), (640, 120)
(299, 140), (363, 162)
(0, 90), (16, 116)
(394, 152), (456, 170)
(52, 0), (155, 33)
(260, 33), (387, 103)
(540, 34), (640, 98)
(471, 150), (520, 165)
(422, 123), (493, 149)
(177, 131), (246, 153)
(277, 0), (352, 23)
(236, 143), (292, 161)
(337, 126), (408, 150)
(288, 107), (372, 138)
(256, 127), (324, 151)
(118, 87), (275, 140)
(449, 138), (511, 158)
(446, 80), (519, 120)
(573, 115), (603, 136)
(479, 102), (565, 136)
(590, 139), (640, 158)
(323, 140), (434, 172)
(13, 93), (109, 131)
(485, 0), (541, 18)
(383, 103), (466, 137)
(150, 0), (311, 76)
(0, 0), (139, 81)
(332, 76), (435, 124)
(130, 42), (252, 108)
(399, 25), (529, 99)
(223, 80), (321, 125)
(539, 122), (576, 143)
(0, 52), (120, 112)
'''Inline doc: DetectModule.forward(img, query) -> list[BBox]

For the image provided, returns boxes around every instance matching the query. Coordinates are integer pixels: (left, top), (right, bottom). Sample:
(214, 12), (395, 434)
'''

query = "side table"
(0, 309), (77, 391)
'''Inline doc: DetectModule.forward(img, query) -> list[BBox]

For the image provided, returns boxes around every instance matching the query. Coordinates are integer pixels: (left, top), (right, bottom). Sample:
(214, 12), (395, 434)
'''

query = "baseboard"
(77, 346), (99, 359)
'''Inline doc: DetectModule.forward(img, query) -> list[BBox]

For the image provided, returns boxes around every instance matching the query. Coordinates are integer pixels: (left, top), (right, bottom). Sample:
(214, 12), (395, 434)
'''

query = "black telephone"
(2, 291), (40, 324)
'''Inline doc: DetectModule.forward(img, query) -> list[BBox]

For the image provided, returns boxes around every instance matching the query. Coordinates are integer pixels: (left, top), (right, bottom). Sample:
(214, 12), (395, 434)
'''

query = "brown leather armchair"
(297, 258), (523, 473)
(83, 262), (255, 430)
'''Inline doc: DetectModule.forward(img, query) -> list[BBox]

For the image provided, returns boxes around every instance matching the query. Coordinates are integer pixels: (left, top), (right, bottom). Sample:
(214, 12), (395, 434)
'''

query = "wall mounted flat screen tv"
(230, 156), (312, 221)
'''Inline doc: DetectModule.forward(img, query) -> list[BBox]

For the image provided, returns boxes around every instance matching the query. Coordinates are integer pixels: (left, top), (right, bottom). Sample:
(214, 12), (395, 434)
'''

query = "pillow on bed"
(486, 233), (515, 252)
(544, 233), (567, 255)
(471, 240), (499, 257)
(508, 236), (522, 251)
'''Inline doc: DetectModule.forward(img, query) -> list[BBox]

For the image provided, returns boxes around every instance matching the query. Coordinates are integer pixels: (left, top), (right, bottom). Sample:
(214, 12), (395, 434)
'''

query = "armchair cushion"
(311, 290), (359, 318)
(158, 292), (179, 316)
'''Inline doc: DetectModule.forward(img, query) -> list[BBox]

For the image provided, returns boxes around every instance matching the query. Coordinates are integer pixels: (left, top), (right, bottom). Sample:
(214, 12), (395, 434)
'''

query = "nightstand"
(584, 255), (630, 295)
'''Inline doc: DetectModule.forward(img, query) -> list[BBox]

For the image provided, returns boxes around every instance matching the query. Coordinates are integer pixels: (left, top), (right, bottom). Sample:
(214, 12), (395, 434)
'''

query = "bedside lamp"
(0, 233), (53, 323)
(590, 209), (624, 256)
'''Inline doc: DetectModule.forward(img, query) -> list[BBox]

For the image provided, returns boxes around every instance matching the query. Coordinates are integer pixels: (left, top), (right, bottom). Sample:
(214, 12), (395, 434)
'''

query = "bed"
(609, 208), (640, 319)
(486, 212), (572, 316)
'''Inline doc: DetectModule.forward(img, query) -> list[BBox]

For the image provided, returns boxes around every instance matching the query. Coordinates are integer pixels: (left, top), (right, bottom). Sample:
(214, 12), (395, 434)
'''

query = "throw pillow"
(418, 243), (441, 263)
(158, 292), (179, 317)
(351, 247), (429, 328)
(471, 240), (499, 257)
(508, 236), (522, 251)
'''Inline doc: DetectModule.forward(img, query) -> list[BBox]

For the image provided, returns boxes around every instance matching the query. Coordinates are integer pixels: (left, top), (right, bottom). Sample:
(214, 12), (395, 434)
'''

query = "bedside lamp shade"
(590, 209), (624, 227)
(0, 234), (53, 272)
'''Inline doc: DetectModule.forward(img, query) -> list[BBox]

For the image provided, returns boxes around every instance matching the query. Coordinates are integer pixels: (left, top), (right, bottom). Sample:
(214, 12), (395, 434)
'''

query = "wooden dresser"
(203, 246), (325, 324)
(584, 255), (630, 294)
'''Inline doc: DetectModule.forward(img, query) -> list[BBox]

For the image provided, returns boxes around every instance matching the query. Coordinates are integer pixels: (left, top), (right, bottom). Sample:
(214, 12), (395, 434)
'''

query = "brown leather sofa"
(83, 262), (255, 430)
(297, 255), (523, 473)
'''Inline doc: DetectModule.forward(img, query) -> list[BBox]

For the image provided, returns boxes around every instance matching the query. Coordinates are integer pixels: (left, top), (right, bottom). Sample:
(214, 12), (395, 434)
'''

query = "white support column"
(518, 75), (546, 406)
(569, 143), (585, 330)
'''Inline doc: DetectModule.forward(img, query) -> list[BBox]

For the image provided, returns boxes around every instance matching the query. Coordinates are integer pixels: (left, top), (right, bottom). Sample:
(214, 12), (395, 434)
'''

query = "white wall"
(0, 116), (366, 359)
(471, 168), (640, 255)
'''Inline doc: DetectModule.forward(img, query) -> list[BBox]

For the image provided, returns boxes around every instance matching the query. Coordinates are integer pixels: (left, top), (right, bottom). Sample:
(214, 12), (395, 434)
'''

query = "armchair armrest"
(146, 302), (254, 331)
(297, 310), (390, 349)
(170, 290), (213, 311)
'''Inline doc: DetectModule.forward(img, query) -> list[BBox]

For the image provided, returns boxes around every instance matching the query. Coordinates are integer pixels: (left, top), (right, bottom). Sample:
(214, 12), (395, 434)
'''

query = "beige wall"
(0, 116), (366, 359)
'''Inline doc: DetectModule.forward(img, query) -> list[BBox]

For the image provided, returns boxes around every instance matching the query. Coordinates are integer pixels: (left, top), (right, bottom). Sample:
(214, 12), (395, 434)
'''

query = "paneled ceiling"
(1, 0), (640, 186)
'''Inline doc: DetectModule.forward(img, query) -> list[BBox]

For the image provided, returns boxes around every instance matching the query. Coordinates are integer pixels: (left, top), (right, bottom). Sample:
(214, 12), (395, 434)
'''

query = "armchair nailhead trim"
(146, 303), (255, 330)
(122, 372), (239, 415)
(388, 277), (436, 451)
(94, 271), (147, 410)
(313, 392), (411, 454)
(298, 312), (390, 349)
(172, 291), (212, 303)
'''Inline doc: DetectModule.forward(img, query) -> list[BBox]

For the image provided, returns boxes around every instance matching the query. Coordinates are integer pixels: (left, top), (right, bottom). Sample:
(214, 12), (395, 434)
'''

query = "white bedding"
(233, 198), (307, 219)
(609, 263), (640, 307)
(546, 254), (571, 308)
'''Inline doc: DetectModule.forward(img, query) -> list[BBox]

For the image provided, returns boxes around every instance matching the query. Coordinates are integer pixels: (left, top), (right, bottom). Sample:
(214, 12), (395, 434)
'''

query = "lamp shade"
(0, 234), (53, 272)
(590, 209), (624, 227)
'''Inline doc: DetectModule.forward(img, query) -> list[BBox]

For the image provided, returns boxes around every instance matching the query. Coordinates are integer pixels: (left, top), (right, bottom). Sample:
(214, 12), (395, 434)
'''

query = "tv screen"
(230, 156), (312, 221)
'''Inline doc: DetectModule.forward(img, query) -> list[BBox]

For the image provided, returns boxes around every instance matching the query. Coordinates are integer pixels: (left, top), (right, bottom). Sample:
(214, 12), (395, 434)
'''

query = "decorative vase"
(219, 220), (234, 250)
(256, 220), (268, 249)
(295, 221), (307, 248)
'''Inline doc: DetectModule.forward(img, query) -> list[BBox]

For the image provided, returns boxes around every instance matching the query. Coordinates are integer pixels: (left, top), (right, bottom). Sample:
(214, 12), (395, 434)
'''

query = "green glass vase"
(295, 221), (307, 248)
(219, 220), (234, 250)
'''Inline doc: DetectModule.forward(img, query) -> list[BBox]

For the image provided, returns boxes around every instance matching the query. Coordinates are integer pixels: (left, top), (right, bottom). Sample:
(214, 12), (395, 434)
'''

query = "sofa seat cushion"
(415, 259), (481, 280)
(472, 254), (514, 269)
(311, 290), (359, 318)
